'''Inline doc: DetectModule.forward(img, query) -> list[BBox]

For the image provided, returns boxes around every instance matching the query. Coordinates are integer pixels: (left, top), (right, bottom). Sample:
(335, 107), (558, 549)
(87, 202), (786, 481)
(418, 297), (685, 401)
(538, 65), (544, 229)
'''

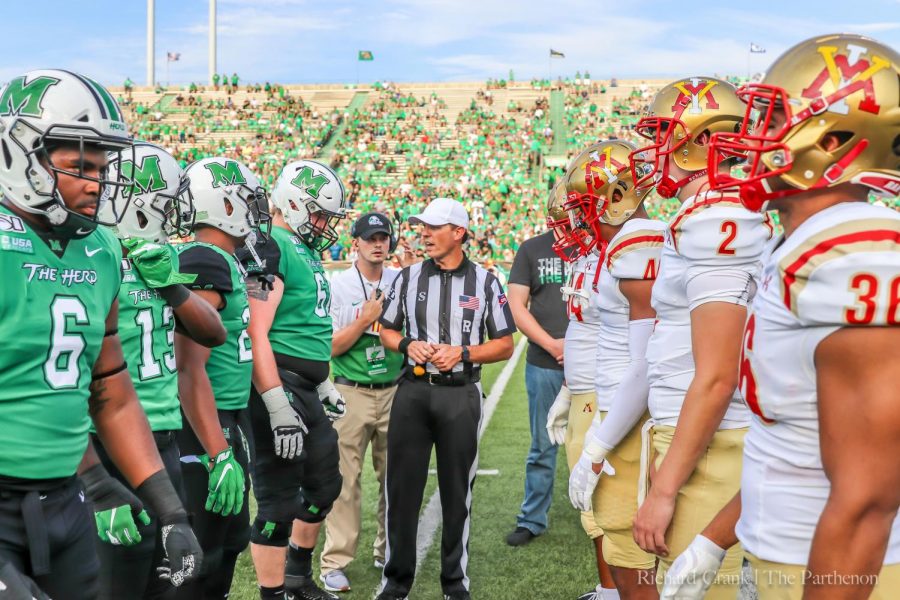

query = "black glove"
(135, 470), (203, 587)
(0, 557), (51, 600)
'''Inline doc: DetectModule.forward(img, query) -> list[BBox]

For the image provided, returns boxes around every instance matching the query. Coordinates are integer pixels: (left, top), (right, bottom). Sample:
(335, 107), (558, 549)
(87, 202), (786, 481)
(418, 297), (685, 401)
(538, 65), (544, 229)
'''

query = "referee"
(376, 198), (516, 600)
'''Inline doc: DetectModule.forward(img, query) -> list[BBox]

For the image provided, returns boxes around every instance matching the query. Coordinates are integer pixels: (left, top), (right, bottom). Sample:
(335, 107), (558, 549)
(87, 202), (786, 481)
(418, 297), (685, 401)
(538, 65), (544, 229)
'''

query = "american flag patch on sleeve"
(458, 294), (480, 310)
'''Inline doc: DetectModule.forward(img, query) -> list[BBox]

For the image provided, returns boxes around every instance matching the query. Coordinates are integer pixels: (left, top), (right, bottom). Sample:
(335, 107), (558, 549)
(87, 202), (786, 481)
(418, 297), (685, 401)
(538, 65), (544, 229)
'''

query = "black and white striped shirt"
(380, 256), (516, 374)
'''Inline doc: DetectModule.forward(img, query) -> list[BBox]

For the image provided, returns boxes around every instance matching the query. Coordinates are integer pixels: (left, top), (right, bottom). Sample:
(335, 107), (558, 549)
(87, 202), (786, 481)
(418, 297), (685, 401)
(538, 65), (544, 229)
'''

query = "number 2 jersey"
(645, 192), (772, 428)
(0, 206), (121, 479)
(593, 218), (666, 409)
(738, 201), (900, 565)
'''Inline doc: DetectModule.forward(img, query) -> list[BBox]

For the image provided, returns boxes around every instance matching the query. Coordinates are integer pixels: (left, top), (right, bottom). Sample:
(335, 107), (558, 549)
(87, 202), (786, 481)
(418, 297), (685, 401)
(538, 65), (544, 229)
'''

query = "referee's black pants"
(381, 379), (482, 597)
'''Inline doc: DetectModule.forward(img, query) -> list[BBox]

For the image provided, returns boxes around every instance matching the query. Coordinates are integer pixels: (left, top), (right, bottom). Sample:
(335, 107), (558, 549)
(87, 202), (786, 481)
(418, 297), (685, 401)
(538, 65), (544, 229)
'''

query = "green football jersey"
(116, 254), (181, 431)
(0, 205), (122, 479)
(177, 242), (253, 410)
(258, 226), (332, 362)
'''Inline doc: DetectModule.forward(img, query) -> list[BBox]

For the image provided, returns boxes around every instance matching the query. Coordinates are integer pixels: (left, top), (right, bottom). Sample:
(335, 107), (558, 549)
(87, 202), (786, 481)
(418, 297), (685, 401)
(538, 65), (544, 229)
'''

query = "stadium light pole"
(209, 0), (217, 86)
(147, 0), (155, 86)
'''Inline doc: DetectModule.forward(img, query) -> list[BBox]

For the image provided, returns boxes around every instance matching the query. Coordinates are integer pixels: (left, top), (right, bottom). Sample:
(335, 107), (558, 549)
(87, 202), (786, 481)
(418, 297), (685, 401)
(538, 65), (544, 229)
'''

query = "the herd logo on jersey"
(120, 155), (168, 198)
(801, 43), (889, 115)
(205, 160), (247, 188)
(0, 75), (60, 118)
(671, 78), (720, 115)
(290, 165), (329, 199)
(22, 263), (97, 286)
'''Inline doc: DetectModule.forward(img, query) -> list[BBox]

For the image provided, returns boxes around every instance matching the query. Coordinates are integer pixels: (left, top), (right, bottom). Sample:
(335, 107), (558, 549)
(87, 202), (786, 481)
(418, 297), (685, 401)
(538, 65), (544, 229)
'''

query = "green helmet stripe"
(86, 77), (121, 122)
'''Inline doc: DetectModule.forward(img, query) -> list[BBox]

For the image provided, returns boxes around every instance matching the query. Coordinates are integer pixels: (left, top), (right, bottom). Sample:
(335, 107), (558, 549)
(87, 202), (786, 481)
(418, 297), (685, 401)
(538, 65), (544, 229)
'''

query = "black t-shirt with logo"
(508, 231), (568, 370)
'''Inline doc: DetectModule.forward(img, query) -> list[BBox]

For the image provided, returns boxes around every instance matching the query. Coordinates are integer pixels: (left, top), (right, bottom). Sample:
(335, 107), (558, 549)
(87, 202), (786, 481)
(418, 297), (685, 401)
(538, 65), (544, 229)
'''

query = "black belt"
(405, 369), (481, 387)
(334, 376), (396, 390)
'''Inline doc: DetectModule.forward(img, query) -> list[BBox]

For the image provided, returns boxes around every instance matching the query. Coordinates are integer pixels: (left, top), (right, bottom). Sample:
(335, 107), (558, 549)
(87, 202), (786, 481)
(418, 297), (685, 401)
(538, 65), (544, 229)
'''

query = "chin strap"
(656, 168), (708, 199)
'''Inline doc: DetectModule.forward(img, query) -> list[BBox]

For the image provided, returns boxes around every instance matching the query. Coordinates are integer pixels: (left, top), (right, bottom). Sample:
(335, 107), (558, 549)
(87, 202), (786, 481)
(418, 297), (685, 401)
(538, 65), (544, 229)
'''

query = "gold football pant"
(564, 390), (603, 539)
(651, 425), (747, 600)
(746, 553), (900, 600)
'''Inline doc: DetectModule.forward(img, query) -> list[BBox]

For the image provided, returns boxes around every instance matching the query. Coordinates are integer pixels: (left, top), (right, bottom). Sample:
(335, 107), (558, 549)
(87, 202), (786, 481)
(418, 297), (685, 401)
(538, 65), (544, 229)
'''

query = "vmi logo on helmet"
(205, 160), (247, 187)
(671, 78), (719, 115)
(290, 165), (329, 199)
(0, 75), (60, 118)
(120, 155), (168, 197)
(802, 44), (889, 115)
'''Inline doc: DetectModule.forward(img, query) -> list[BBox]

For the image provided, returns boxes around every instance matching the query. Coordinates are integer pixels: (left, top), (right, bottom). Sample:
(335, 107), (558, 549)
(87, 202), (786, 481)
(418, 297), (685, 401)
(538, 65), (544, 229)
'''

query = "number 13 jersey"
(738, 201), (900, 565)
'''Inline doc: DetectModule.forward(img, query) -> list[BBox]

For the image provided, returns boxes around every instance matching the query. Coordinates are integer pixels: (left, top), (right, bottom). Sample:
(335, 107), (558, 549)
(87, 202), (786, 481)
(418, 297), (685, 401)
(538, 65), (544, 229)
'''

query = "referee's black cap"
(351, 212), (392, 240)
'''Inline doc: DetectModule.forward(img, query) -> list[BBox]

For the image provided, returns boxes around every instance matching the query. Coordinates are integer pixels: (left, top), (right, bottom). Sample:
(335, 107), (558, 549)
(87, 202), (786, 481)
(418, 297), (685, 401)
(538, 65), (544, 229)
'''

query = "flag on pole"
(167, 52), (181, 62)
(358, 50), (374, 61)
(749, 43), (766, 54)
(550, 49), (565, 59)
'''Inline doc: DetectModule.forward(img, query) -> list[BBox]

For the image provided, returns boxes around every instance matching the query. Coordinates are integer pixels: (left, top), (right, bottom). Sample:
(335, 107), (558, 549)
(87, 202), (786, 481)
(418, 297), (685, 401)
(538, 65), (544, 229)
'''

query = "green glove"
(201, 448), (245, 516)
(80, 463), (152, 546)
(123, 238), (197, 288)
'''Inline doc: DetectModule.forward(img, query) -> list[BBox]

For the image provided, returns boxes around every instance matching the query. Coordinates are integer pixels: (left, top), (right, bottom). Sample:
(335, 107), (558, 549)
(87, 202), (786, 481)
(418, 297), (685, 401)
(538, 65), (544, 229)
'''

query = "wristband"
(159, 284), (191, 308)
(135, 469), (187, 524)
(78, 463), (111, 490)
(398, 336), (413, 355)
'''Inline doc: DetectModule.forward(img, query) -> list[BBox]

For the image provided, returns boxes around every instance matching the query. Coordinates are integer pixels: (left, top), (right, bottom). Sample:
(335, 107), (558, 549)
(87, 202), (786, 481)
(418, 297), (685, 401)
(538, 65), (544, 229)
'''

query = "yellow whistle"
(413, 365), (426, 376)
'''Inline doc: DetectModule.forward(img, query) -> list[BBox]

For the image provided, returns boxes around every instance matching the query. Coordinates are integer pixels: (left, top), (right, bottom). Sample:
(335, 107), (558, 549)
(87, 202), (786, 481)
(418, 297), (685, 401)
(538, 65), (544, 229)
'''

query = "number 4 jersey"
(0, 205), (122, 479)
(738, 201), (900, 565)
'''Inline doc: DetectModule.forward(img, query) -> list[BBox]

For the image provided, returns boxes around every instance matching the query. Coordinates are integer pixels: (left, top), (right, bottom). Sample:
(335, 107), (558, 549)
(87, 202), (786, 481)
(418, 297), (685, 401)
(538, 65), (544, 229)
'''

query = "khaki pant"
(564, 391), (603, 539)
(595, 411), (656, 570)
(321, 382), (395, 573)
(746, 553), (900, 600)
(652, 425), (747, 600)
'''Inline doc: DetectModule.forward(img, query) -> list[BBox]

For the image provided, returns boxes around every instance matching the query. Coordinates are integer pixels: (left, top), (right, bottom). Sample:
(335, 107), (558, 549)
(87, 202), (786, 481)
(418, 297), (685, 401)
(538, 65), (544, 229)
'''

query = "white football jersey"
(645, 192), (772, 428)
(593, 218), (666, 409)
(738, 202), (900, 565)
(564, 254), (602, 392)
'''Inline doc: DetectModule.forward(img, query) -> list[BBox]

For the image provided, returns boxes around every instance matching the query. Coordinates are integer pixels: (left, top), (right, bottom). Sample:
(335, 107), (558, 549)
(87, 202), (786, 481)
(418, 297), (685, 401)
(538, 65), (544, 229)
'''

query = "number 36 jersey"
(645, 192), (771, 428)
(738, 202), (900, 565)
(246, 225), (332, 362)
(0, 206), (121, 479)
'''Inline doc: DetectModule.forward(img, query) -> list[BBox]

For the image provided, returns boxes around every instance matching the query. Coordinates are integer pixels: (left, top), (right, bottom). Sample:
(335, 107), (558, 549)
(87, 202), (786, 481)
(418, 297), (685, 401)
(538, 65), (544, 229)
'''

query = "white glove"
(546, 385), (572, 446)
(260, 387), (308, 459)
(661, 535), (727, 599)
(316, 379), (346, 421)
(568, 452), (615, 512)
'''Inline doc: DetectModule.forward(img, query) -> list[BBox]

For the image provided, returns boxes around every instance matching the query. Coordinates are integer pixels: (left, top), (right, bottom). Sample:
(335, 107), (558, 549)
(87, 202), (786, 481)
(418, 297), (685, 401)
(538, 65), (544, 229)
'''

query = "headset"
(351, 212), (398, 253)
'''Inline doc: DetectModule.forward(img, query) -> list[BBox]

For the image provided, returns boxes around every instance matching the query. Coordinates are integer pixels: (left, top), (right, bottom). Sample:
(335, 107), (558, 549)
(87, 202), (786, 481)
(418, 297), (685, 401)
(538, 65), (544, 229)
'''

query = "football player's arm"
(508, 283), (563, 363)
(170, 288), (226, 348)
(247, 275), (285, 392)
(176, 289), (229, 458)
(89, 299), (164, 485)
(634, 300), (745, 555)
(804, 327), (900, 599)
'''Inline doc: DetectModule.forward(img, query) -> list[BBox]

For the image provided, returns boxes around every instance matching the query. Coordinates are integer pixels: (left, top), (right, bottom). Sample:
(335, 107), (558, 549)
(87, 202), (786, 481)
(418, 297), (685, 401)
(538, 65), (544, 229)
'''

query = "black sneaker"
(285, 574), (338, 600)
(374, 593), (408, 600)
(505, 526), (537, 546)
(444, 592), (472, 600)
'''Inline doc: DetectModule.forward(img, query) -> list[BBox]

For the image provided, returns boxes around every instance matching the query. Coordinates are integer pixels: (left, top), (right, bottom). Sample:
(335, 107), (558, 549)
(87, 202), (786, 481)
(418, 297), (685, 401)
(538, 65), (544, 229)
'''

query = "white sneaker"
(374, 558), (385, 569)
(320, 570), (351, 593)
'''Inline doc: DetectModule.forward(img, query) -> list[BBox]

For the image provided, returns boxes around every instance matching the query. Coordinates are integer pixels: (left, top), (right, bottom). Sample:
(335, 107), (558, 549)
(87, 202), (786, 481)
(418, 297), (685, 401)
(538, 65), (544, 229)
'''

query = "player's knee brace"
(249, 518), (292, 546)
(296, 474), (341, 523)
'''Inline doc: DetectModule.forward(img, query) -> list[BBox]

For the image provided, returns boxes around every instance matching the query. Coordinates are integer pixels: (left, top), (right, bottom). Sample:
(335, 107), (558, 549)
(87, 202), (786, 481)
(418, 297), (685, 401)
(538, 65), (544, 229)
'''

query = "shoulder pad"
(177, 244), (234, 294)
(670, 193), (772, 264)
(777, 212), (900, 326)
(238, 235), (281, 278)
(607, 223), (666, 281)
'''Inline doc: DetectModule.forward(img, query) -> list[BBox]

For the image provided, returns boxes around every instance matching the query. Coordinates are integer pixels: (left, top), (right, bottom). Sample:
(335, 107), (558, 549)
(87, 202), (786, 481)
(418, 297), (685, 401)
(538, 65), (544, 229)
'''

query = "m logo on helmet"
(0, 75), (60, 118)
(290, 166), (329, 199)
(671, 78), (720, 115)
(120, 155), (167, 197)
(801, 44), (889, 115)
(205, 161), (247, 188)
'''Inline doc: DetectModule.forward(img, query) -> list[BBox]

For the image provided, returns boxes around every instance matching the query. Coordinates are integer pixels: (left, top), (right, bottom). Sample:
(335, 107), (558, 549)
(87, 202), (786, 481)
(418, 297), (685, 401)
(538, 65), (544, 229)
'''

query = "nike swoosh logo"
(213, 463), (234, 492)
(85, 247), (103, 257)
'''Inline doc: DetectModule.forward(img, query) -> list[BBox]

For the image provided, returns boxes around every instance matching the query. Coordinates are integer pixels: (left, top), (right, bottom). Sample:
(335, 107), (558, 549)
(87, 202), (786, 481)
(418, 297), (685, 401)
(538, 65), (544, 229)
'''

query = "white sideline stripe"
(428, 468), (499, 476)
(413, 337), (527, 569)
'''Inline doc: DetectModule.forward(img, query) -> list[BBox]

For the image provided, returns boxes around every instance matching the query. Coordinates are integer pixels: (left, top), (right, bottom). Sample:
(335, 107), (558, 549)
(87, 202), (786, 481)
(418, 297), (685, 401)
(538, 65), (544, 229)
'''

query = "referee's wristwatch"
(461, 345), (470, 363)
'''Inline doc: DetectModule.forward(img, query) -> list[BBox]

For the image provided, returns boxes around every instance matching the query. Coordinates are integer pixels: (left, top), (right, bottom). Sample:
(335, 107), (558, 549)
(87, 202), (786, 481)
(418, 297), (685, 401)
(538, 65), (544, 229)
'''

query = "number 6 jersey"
(738, 201), (900, 565)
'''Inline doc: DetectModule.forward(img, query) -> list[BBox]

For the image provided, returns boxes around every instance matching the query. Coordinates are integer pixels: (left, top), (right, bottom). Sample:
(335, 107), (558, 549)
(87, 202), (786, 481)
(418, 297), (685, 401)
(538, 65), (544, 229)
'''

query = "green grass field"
(230, 341), (599, 599)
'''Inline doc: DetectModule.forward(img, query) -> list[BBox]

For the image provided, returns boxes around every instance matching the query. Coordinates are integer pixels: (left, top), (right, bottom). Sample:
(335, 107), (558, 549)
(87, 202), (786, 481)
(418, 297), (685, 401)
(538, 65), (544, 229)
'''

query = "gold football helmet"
(631, 77), (745, 198)
(564, 140), (652, 254)
(708, 33), (900, 211)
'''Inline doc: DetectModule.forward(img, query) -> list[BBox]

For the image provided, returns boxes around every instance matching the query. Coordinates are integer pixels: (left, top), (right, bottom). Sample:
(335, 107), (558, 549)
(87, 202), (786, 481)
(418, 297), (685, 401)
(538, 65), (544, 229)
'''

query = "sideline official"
(319, 213), (405, 592)
(376, 198), (516, 600)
